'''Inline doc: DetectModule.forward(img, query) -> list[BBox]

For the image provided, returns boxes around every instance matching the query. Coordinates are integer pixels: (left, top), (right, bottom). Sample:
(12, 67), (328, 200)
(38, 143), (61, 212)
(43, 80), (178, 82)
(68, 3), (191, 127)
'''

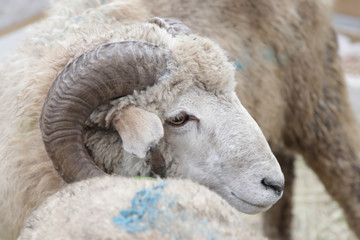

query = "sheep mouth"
(230, 191), (268, 209)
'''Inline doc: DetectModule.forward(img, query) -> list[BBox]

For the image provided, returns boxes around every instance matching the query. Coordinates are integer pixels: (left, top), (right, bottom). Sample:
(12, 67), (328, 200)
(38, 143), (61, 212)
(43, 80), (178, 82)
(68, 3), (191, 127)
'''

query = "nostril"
(261, 178), (284, 195)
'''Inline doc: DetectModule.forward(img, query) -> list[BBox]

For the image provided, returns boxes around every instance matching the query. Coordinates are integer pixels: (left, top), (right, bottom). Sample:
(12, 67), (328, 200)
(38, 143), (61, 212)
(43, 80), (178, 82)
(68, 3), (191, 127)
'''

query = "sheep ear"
(113, 106), (164, 159)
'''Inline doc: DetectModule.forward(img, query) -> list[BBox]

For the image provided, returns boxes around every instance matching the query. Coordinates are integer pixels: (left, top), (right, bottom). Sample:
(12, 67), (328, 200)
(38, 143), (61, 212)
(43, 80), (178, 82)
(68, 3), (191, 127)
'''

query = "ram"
(0, 14), (283, 240)
(19, 176), (265, 240)
(1, 0), (359, 239)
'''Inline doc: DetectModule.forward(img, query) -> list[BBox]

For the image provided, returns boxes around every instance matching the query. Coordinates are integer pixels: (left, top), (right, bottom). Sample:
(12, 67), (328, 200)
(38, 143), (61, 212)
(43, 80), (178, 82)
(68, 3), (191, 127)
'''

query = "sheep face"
(161, 87), (284, 213)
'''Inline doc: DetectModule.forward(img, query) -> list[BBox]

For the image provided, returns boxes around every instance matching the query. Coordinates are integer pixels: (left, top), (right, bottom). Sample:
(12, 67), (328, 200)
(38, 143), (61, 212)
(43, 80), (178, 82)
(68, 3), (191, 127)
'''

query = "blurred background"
(0, 0), (359, 239)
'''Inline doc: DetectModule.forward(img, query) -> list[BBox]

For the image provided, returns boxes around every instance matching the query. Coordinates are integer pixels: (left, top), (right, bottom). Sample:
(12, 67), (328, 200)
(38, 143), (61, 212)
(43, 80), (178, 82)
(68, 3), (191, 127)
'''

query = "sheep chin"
(228, 190), (273, 214)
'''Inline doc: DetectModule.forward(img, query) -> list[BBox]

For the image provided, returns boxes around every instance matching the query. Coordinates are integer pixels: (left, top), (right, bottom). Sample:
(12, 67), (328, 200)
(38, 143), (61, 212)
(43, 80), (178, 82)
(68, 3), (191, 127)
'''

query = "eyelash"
(167, 112), (198, 127)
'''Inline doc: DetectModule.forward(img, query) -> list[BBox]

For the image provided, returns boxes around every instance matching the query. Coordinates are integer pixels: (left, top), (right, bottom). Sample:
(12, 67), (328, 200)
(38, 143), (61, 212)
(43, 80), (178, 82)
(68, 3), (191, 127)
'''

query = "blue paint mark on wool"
(234, 60), (245, 70)
(113, 182), (232, 240)
(113, 182), (167, 233)
(263, 46), (277, 63)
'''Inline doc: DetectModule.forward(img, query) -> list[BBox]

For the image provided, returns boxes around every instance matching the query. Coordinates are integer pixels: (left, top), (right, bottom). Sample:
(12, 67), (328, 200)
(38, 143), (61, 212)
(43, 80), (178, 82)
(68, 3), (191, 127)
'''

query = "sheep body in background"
(19, 176), (265, 240)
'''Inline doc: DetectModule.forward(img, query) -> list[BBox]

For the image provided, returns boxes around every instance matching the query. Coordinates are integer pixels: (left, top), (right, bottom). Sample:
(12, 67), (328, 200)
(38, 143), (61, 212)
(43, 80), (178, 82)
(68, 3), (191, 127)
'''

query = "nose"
(261, 178), (284, 196)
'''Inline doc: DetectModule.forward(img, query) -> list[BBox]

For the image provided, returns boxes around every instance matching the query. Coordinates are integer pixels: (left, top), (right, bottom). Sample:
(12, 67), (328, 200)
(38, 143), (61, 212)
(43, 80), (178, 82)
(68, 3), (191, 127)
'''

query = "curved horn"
(40, 41), (171, 183)
(149, 17), (193, 36)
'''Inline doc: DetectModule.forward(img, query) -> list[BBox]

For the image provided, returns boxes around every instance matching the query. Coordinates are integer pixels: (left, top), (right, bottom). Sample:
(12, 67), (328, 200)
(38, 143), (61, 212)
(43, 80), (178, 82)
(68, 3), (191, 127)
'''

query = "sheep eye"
(168, 112), (189, 126)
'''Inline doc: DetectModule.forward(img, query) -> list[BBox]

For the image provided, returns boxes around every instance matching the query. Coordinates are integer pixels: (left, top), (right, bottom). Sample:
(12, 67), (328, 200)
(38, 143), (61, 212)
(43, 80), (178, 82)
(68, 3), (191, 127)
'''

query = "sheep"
(0, 11), (285, 240)
(1, 0), (360, 239)
(18, 176), (265, 240)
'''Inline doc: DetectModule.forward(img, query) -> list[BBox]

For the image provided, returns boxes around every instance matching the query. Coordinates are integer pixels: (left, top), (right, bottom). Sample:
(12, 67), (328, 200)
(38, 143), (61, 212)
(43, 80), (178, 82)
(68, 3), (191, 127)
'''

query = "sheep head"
(40, 18), (284, 214)
(160, 88), (284, 213)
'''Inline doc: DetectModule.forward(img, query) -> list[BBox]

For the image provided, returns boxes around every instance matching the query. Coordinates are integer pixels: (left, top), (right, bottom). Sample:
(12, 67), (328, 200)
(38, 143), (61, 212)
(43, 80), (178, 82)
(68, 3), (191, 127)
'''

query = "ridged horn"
(40, 41), (171, 183)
